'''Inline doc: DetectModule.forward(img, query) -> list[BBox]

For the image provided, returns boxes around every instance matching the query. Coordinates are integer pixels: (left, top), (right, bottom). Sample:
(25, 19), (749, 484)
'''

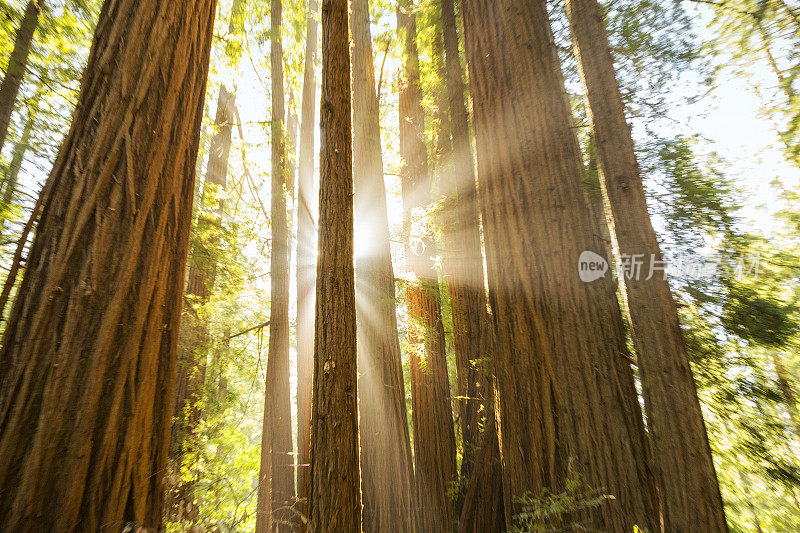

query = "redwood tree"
(567, 0), (727, 528)
(256, 0), (296, 529)
(309, 0), (361, 529)
(0, 0), (217, 529)
(437, 0), (497, 486)
(461, 0), (658, 529)
(351, 0), (415, 530)
(296, 0), (320, 523)
(397, 1), (457, 530)
(0, 0), (41, 155)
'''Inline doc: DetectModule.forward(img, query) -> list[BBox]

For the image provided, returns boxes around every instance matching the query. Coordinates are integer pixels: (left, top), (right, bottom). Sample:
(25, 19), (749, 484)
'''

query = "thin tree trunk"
(351, 0), (415, 531)
(256, 0), (295, 530)
(296, 0), (320, 526)
(167, 83), (235, 524)
(0, 0), (40, 155)
(567, 0), (727, 529)
(397, 2), (458, 530)
(0, 0), (217, 528)
(461, 0), (659, 529)
(0, 103), (35, 235)
(738, 470), (764, 533)
(773, 353), (800, 443)
(309, 0), (360, 529)
(758, 23), (800, 166)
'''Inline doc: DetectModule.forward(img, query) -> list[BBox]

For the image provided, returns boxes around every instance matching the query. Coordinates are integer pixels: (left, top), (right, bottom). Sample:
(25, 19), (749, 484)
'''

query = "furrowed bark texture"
(309, 0), (361, 530)
(0, 0), (217, 529)
(438, 0), (492, 485)
(351, 0), (415, 531)
(567, 0), (727, 529)
(0, 0), (40, 155)
(461, 0), (658, 530)
(168, 84), (235, 523)
(436, 2), (504, 525)
(257, 0), (296, 530)
(397, 2), (458, 531)
(296, 0), (320, 525)
(458, 415), (504, 533)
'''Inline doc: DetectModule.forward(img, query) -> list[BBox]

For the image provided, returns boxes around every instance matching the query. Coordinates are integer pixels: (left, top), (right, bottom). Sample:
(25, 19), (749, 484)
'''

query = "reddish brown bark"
(296, 1), (320, 525)
(458, 415), (504, 533)
(567, 0), (727, 529)
(309, 0), (361, 530)
(351, 0), (415, 531)
(0, 0), (217, 529)
(430, 4), (505, 525)
(256, 0), (296, 530)
(461, 0), (658, 530)
(397, 2), (458, 530)
(0, 0), (40, 155)
(437, 0), (493, 486)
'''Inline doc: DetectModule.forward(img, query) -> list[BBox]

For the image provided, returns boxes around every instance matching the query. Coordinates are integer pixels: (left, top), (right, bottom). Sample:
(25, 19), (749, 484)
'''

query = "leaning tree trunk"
(351, 0), (415, 531)
(256, 0), (295, 530)
(0, 0), (41, 155)
(397, 2), (458, 531)
(566, 0), (727, 529)
(0, 102), (36, 235)
(0, 0), (217, 529)
(773, 353), (800, 444)
(309, 0), (361, 530)
(167, 83), (235, 524)
(461, 0), (659, 530)
(296, 0), (320, 526)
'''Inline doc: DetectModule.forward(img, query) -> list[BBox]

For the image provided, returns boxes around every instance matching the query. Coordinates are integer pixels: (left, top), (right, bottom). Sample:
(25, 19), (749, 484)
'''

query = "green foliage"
(701, 0), (800, 166)
(511, 459), (616, 533)
(722, 285), (797, 347)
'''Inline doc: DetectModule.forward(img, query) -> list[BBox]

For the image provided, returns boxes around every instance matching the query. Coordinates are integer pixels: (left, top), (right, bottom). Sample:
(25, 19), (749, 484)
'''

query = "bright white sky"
(668, 5), (800, 230)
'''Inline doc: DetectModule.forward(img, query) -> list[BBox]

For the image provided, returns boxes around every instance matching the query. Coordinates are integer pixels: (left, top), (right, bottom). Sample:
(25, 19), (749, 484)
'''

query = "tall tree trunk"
(567, 0), (727, 529)
(0, 0), (217, 529)
(351, 0), (415, 531)
(438, 0), (494, 486)
(296, 0), (320, 526)
(436, 3), (505, 526)
(397, 2), (458, 530)
(461, 1), (659, 530)
(309, 0), (361, 530)
(0, 0), (40, 155)
(167, 83), (235, 524)
(0, 103), (35, 235)
(256, 0), (295, 530)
